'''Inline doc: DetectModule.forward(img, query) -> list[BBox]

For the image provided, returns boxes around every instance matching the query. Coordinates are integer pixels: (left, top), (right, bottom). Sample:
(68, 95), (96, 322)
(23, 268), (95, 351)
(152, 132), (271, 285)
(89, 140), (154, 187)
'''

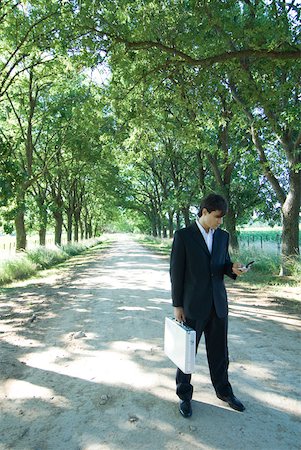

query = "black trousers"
(176, 306), (233, 401)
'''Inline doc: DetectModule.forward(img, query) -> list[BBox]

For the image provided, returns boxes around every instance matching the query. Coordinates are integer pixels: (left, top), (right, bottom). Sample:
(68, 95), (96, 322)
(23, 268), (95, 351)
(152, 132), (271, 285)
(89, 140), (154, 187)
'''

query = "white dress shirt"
(196, 219), (215, 254)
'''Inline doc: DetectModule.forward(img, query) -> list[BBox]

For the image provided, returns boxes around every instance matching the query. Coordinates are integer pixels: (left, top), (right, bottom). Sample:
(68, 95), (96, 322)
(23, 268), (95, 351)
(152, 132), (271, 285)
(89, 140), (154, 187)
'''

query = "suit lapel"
(190, 222), (211, 257)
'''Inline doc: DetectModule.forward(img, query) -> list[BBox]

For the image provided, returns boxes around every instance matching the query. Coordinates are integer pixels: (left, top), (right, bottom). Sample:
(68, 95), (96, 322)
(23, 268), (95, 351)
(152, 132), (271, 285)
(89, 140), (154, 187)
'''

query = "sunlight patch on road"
(232, 362), (274, 381)
(246, 386), (301, 416)
(117, 306), (146, 311)
(3, 379), (52, 399)
(1, 379), (70, 408)
(3, 335), (44, 348)
(20, 340), (172, 396)
(229, 304), (301, 328)
(148, 298), (170, 304)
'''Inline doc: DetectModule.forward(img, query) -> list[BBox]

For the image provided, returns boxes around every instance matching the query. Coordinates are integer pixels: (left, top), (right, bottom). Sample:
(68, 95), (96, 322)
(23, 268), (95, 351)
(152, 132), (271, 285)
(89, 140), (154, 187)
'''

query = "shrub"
(62, 242), (88, 256)
(250, 253), (280, 275)
(281, 256), (301, 280)
(0, 256), (37, 285)
(27, 246), (68, 269)
(231, 244), (275, 269)
(0, 238), (102, 286)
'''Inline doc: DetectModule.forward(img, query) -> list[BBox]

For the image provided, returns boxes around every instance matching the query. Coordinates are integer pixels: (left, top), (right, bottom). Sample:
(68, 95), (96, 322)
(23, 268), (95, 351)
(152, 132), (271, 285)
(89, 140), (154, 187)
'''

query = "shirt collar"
(195, 219), (215, 235)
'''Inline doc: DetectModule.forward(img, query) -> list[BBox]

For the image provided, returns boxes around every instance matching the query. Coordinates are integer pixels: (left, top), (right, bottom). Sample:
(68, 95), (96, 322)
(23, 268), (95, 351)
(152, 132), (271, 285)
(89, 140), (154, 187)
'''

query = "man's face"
(202, 209), (224, 230)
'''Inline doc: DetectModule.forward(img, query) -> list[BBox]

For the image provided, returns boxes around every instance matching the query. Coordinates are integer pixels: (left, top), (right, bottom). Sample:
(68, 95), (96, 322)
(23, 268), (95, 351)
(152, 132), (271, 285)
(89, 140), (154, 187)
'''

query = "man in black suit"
(170, 193), (246, 418)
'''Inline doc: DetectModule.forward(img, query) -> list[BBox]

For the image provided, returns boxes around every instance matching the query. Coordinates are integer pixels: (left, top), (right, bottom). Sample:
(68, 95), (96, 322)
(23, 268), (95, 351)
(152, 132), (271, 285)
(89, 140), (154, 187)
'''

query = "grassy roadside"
(135, 234), (301, 289)
(0, 238), (111, 287)
(136, 235), (172, 256)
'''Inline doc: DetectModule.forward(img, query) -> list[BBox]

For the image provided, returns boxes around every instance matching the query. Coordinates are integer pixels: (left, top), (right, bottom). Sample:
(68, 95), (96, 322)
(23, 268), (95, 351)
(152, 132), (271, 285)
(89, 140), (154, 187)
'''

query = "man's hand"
(232, 262), (247, 276)
(174, 306), (185, 322)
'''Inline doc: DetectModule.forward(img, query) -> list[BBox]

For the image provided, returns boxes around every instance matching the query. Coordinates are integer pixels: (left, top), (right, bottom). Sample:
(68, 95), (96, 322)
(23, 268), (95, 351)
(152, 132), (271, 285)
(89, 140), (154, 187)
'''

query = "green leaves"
(0, 0), (299, 258)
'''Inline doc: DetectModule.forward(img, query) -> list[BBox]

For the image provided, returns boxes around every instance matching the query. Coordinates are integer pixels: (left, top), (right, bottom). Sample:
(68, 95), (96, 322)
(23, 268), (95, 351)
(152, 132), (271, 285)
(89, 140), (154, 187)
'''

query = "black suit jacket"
(170, 222), (236, 320)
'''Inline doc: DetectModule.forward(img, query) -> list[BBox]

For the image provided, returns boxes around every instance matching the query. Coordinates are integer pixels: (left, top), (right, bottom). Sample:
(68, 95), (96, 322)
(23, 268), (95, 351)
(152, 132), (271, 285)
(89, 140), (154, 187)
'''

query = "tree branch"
(0, 57), (55, 100)
(114, 36), (301, 65)
(6, 93), (26, 141)
(250, 124), (286, 205)
(1, 10), (58, 75)
(207, 153), (224, 187)
(228, 81), (287, 204)
(294, 130), (301, 159)
(0, 1), (20, 23)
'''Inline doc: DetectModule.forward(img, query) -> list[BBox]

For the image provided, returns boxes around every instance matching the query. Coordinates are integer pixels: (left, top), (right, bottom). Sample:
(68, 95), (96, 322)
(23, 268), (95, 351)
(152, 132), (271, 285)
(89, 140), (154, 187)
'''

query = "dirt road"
(0, 234), (300, 449)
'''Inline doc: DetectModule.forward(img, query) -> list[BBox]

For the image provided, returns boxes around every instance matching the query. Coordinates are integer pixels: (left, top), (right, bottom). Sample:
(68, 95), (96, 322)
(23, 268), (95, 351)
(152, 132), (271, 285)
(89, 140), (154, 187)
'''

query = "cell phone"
(238, 260), (255, 272)
(245, 260), (255, 268)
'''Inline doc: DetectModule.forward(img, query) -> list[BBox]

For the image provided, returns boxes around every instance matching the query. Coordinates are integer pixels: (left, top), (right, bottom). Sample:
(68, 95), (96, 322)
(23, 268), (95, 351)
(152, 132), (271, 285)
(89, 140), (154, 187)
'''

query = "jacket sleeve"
(224, 234), (237, 280)
(170, 231), (186, 307)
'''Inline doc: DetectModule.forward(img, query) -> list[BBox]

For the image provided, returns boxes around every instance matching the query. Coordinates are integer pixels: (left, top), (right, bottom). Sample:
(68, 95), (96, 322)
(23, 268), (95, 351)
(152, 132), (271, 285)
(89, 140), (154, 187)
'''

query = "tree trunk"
(35, 195), (48, 246)
(280, 171), (301, 274)
(67, 211), (72, 243)
(74, 221), (79, 242)
(149, 210), (158, 237)
(54, 211), (63, 246)
(84, 214), (93, 239)
(252, 128), (300, 273)
(37, 202), (48, 246)
(88, 218), (93, 238)
(152, 223), (158, 237)
(15, 207), (26, 251)
(224, 209), (239, 252)
(74, 212), (80, 242)
(157, 214), (162, 238)
(182, 207), (190, 227)
(168, 211), (174, 238)
(39, 228), (46, 246)
(94, 223), (99, 237)
(80, 220), (85, 240)
(84, 218), (89, 239)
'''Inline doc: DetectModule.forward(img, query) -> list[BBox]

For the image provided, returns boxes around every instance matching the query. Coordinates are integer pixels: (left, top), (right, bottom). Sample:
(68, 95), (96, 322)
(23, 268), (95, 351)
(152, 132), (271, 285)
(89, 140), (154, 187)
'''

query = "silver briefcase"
(164, 317), (196, 374)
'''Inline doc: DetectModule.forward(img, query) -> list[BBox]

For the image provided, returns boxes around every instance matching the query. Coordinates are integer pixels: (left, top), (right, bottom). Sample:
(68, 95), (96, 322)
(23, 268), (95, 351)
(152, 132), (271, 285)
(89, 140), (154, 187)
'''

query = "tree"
(0, 1), (65, 100)
(76, 0), (300, 270)
(2, 61), (52, 249)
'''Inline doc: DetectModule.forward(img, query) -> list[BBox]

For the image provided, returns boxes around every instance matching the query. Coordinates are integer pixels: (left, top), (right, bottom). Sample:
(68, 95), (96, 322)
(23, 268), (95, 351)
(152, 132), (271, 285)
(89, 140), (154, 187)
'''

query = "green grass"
(231, 248), (300, 287)
(0, 238), (103, 286)
(62, 242), (89, 256)
(136, 235), (172, 256)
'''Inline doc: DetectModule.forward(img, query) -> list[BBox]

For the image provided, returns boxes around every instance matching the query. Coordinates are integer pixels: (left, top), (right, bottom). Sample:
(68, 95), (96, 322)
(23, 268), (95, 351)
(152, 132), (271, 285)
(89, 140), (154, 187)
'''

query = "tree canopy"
(0, 0), (300, 273)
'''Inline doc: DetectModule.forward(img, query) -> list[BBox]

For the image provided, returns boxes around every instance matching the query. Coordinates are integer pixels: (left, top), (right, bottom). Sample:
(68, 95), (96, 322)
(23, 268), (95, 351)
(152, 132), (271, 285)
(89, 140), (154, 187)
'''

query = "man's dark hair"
(197, 193), (228, 217)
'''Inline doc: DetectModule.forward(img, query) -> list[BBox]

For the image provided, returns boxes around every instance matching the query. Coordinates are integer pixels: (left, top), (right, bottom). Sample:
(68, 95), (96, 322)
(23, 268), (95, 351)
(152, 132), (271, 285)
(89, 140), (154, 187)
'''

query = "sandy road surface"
(0, 234), (300, 450)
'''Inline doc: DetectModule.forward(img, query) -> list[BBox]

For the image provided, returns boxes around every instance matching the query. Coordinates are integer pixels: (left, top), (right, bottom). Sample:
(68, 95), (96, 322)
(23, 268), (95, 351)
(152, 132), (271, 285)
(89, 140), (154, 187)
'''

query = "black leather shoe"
(217, 393), (245, 412)
(179, 400), (192, 418)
